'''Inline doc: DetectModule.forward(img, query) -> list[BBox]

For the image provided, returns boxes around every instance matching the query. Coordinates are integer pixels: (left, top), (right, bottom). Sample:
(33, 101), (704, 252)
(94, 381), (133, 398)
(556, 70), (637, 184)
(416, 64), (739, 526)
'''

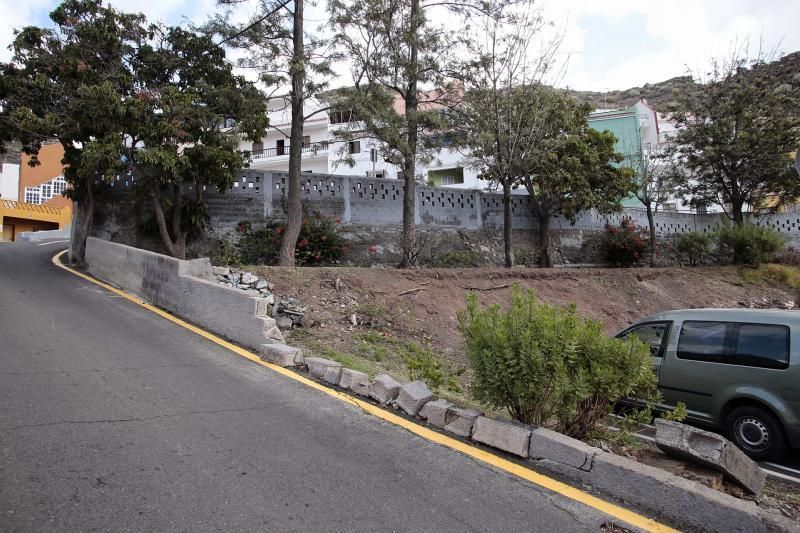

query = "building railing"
(1, 199), (66, 215)
(251, 141), (329, 160)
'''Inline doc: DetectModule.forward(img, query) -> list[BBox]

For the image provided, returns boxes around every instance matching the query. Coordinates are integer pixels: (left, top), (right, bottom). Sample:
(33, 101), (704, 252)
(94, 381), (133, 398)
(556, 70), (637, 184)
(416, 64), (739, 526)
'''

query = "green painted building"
(588, 101), (659, 207)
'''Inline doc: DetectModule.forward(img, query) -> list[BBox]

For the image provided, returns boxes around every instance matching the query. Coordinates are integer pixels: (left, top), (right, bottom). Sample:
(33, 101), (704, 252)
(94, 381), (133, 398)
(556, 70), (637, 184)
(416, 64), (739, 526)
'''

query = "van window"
(677, 321), (791, 370)
(677, 321), (728, 363)
(733, 324), (789, 370)
(620, 322), (671, 357)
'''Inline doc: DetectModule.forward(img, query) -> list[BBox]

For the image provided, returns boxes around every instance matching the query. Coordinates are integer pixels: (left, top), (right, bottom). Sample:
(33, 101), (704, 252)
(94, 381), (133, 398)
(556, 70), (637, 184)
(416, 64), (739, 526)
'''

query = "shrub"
(673, 231), (714, 266)
(458, 286), (655, 439)
(716, 222), (785, 267)
(776, 246), (800, 267)
(210, 239), (241, 266)
(601, 218), (650, 267)
(237, 212), (347, 266)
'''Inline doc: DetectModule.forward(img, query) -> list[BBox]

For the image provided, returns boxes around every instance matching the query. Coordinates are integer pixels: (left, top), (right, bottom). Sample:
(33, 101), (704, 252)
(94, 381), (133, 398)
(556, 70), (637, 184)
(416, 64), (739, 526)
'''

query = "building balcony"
(251, 141), (329, 160)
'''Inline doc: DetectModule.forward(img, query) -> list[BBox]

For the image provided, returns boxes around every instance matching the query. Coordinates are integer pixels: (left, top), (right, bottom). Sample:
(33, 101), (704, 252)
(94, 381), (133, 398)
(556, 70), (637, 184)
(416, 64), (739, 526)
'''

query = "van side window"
(677, 321), (728, 363)
(620, 322), (671, 357)
(734, 324), (789, 370)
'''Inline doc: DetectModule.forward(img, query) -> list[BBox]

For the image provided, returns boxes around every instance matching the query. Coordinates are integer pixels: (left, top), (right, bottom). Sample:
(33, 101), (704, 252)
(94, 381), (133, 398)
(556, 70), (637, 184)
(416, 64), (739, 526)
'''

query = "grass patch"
(736, 264), (800, 289)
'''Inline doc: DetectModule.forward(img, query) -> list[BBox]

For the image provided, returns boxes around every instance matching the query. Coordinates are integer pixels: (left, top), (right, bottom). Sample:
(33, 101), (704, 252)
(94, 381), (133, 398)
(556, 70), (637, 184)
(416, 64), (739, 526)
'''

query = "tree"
(454, 1), (561, 267)
(329, 0), (503, 267)
(205, 0), (335, 266)
(668, 50), (800, 224)
(517, 88), (636, 267)
(621, 145), (678, 266)
(0, 0), (147, 263)
(124, 26), (268, 259)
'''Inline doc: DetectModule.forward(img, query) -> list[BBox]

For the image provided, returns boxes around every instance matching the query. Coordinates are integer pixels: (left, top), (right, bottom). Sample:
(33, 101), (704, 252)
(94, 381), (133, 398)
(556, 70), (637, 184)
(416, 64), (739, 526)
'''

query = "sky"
(1, 0), (798, 92)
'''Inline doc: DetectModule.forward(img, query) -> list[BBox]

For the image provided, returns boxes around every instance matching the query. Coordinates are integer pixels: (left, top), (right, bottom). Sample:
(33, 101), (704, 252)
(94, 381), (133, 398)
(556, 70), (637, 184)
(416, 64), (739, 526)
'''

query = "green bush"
(237, 212), (347, 266)
(458, 286), (655, 439)
(210, 239), (241, 266)
(674, 231), (714, 266)
(717, 222), (785, 266)
(601, 218), (650, 267)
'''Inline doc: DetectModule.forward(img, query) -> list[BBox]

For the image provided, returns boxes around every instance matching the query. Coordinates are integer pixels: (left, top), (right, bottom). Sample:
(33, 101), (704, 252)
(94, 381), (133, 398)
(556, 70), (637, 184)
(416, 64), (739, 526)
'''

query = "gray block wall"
(84, 237), (283, 349)
(106, 169), (800, 246)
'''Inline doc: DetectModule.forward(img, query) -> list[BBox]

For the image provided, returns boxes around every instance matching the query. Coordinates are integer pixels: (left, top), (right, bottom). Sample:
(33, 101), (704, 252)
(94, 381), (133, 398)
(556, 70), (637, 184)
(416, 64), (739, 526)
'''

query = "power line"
(216, 0), (293, 46)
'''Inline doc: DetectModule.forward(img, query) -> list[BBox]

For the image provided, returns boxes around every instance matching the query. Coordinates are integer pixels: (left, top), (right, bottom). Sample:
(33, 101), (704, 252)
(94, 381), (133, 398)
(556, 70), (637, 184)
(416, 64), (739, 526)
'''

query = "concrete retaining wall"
(85, 237), (283, 349)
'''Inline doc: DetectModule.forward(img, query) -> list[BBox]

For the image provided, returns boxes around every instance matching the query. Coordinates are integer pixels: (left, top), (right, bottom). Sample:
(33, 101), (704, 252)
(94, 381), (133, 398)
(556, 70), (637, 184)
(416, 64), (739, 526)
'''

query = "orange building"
(0, 142), (73, 241)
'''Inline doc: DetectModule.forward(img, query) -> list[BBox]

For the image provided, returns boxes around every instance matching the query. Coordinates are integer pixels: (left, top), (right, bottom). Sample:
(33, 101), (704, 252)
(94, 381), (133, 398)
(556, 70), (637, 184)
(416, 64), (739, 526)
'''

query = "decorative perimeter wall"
(106, 169), (800, 246)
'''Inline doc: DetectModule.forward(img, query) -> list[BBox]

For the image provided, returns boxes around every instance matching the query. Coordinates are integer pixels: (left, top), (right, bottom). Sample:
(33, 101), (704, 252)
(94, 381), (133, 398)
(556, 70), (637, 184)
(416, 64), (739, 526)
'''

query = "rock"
(288, 297), (299, 306)
(394, 380), (434, 416)
(443, 407), (481, 437)
(212, 266), (230, 277)
(241, 272), (258, 285)
(323, 365), (342, 386)
(304, 357), (342, 379)
(260, 343), (303, 367)
(255, 279), (268, 290)
(264, 294), (275, 305)
(654, 419), (766, 495)
(369, 374), (401, 405)
(275, 316), (294, 330)
(471, 416), (531, 458)
(419, 399), (454, 428)
(237, 283), (250, 290)
(267, 282), (275, 291)
(349, 313), (358, 326)
(339, 368), (370, 396)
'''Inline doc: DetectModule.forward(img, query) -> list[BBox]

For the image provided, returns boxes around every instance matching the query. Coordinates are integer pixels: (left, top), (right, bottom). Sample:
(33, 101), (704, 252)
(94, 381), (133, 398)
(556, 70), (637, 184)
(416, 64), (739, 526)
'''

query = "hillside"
(568, 51), (800, 112)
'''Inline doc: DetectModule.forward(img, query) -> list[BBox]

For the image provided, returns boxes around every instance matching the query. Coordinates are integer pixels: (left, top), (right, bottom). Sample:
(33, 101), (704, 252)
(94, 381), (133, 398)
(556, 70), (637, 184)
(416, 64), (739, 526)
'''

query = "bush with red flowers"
(601, 218), (650, 267)
(237, 212), (347, 266)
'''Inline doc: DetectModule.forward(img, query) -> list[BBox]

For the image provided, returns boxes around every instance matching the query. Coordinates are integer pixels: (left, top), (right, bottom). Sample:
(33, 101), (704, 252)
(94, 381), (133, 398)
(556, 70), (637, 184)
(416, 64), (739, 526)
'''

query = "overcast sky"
(1, 0), (798, 92)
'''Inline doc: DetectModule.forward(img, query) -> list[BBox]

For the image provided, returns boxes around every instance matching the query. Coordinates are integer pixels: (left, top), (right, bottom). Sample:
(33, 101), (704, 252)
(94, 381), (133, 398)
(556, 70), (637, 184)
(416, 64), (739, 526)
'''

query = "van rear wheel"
(724, 405), (788, 461)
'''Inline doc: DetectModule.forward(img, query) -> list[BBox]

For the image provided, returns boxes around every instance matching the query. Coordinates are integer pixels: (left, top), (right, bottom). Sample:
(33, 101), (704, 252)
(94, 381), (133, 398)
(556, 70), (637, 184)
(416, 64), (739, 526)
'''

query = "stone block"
(471, 416), (531, 458)
(260, 343), (302, 367)
(654, 419), (766, 495)
(528, 427), (601, 471)
(212, 266), (230, 277)
(369, 374), (401, 405)
(305, 357), (341, 379)
(419, 399), (454, 428)
(443, 407), (481, 437)
(394, 381), (434, 417)
(339, 369), (370, 396)
(323, 365), (342, 386)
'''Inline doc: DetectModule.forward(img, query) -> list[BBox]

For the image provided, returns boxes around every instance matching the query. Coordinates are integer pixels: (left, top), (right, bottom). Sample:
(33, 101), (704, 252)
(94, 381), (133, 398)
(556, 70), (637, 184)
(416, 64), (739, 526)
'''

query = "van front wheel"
(724, 405), (788, 461)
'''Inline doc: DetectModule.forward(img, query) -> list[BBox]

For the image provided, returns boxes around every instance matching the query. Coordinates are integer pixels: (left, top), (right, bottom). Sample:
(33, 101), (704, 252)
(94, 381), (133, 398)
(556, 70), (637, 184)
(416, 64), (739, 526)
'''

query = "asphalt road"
(0, 241), (619, 532)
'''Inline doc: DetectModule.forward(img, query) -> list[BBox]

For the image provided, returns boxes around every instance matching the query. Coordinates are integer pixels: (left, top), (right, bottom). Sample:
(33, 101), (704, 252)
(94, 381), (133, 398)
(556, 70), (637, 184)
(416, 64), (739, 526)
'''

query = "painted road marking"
(52, 250), (679, 533)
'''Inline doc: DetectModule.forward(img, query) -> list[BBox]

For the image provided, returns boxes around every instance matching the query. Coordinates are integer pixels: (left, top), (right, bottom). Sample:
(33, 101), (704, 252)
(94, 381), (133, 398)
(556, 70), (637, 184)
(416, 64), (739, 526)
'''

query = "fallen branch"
(397, 287), (427, 296)
(460, 283), (513, 292)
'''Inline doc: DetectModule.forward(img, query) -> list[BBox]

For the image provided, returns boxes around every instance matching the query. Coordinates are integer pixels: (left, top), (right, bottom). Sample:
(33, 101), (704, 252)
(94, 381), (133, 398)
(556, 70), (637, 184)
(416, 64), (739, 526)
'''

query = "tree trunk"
(71, 176), (95, 265)
(538, 213), (552, 268)
(646, 203), (656, 267)
(150, 191), (187, 260)
(278, 0), (305, 267)
(398, 0), (420, 269)
(732, 198), (745, 226)
(502, 179), (514, 268)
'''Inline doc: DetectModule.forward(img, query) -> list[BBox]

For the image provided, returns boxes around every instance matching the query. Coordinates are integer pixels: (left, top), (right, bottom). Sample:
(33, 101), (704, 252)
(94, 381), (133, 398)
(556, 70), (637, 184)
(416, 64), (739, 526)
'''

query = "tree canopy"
(668, 53), (800, 224)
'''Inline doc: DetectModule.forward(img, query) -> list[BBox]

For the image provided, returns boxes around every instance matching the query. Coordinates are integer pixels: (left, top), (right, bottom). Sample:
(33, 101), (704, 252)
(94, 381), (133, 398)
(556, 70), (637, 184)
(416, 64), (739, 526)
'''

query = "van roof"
(636, 308), (800, 326)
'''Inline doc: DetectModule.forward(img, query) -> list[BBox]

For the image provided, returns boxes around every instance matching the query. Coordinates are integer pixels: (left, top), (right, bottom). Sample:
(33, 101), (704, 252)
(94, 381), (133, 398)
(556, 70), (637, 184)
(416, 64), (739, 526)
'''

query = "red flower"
(368, 245), (377, 254)
(298, 238), (310, 249)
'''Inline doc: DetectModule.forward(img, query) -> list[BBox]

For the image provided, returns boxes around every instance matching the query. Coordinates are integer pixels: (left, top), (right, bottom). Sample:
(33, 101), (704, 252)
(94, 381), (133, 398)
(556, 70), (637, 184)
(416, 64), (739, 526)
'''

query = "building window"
(24, 187), (41, 204)
(348, 140), (361, 154)
(41, 183), (53, 200)
(302, 135), (311, 147)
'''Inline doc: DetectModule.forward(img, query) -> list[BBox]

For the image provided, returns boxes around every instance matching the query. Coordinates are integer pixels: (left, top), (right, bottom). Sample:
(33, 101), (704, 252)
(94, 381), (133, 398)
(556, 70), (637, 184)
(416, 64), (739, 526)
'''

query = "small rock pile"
(737, 297), (797, 310)
(212, 266), (307, 330)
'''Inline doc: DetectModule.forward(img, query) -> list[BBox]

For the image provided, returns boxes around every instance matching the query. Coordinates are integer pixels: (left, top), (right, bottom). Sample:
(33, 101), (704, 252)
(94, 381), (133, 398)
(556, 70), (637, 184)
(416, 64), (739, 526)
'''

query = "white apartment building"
(0, 152), (20, 201)
(241, 97), (486, 189)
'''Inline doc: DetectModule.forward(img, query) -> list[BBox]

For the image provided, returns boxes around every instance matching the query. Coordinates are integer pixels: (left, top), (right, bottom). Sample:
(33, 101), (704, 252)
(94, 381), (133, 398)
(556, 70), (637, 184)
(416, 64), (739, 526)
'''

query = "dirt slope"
(255, 265), (797, 390)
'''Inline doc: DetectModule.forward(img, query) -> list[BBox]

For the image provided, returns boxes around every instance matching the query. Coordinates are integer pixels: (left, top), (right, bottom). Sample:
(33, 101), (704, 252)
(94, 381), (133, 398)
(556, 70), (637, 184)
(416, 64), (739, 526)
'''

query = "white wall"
(0, 162), (20, 201)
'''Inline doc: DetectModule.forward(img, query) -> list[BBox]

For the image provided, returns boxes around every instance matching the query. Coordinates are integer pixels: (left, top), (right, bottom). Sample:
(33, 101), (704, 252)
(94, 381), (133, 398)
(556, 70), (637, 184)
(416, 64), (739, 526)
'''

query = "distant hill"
(567, 51), (800, 113)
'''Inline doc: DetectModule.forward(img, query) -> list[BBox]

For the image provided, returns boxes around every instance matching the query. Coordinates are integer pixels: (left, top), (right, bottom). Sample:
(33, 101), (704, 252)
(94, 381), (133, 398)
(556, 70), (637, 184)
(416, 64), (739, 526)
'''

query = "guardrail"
(1, 199), (66, 215)
(251, 142), (329, 159)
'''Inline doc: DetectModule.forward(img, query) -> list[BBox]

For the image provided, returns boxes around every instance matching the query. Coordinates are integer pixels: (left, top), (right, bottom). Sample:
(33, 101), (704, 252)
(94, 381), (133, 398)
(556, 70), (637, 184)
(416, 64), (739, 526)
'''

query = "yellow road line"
(52, 250), (679, 533)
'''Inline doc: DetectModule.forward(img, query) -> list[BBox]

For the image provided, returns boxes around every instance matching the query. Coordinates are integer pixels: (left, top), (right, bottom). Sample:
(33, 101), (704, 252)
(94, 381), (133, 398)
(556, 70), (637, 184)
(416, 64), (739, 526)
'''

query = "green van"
(617, 309), (800, 461)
